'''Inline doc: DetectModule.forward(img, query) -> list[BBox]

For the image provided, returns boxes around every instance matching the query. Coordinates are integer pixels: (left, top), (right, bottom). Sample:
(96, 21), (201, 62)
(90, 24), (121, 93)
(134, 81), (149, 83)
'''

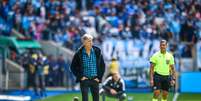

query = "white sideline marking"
(0, 95), (31, 101)
(173, 92), (179, 101)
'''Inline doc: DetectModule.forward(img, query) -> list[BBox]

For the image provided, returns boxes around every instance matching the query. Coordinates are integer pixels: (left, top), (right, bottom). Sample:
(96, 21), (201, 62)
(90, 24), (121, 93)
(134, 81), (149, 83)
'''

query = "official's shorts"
(153, 72), (171, 91)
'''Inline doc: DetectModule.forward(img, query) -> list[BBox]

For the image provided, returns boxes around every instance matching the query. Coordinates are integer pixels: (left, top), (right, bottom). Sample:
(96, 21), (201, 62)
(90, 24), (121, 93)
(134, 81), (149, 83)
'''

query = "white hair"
(81, 34), (93, 42)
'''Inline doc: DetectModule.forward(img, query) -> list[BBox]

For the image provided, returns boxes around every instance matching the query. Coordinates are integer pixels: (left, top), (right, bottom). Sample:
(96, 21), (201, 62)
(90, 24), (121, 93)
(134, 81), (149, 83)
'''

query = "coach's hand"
(81, 77), (88, 81)
(150, 79), (154, 86)
(94, 78), (99, 83)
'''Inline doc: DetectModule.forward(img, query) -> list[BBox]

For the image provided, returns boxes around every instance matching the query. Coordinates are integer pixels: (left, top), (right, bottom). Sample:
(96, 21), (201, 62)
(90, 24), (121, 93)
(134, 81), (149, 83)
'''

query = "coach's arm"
(70, 52), (82, 82)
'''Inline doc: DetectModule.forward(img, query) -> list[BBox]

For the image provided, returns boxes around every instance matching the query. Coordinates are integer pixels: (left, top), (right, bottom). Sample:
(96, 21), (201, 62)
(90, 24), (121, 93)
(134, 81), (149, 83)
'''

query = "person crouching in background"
(100, 73), (126, 101)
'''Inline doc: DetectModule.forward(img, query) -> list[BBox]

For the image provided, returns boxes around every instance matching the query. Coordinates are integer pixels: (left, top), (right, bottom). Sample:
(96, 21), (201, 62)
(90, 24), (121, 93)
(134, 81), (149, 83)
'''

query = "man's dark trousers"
(80, 79), (99, 101)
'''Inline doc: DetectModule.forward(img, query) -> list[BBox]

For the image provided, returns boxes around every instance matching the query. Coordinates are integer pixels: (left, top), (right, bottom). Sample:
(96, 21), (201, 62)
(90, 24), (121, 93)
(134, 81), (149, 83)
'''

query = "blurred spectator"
(48, 55), (59, 86)
(64, 60), (75, 90)
(180, 21), (197, 43)
(27, 53), (38, 96)
(57, 54), (66, 86)
(108, 57), (120, 77)
(181, 44), (192, 58)
(36, 53), (47, 97)
(1, 0), (200, 50)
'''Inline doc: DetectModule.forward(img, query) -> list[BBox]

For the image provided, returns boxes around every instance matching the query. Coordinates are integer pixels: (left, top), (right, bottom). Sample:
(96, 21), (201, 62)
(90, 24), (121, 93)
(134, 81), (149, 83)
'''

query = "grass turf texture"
(37, 93), (201, 101)
(38, 93), (173, 101)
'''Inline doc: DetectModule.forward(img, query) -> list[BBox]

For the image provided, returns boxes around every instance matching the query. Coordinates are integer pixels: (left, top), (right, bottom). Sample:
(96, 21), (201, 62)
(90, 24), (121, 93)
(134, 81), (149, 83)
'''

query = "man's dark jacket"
(70, 46), (105, 83)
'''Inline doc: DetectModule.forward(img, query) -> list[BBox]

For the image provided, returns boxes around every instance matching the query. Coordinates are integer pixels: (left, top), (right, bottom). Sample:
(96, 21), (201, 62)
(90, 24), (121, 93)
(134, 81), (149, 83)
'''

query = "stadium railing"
(11, 29), (25, 38)
(5, 59), (25, 89)
(39, 40), (74, 61)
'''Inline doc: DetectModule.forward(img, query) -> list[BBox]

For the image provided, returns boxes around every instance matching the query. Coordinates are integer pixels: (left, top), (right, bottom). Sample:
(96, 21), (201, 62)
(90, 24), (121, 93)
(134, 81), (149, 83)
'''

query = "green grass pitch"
(37, 92), (201, 101)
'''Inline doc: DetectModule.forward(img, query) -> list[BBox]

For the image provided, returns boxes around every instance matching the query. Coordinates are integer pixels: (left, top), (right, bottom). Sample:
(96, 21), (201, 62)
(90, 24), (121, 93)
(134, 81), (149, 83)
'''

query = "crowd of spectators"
(0, 0), (200, 48)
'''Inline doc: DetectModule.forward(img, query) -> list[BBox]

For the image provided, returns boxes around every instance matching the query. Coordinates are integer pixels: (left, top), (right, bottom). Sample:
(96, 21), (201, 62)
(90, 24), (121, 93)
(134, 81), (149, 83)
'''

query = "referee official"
(149, 40), (176, 101)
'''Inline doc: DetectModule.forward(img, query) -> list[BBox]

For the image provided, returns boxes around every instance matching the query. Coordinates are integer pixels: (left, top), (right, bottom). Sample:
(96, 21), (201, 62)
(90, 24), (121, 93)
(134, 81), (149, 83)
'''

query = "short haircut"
(112, 72), (119, 76)
(160, 39), (167, 44)
(111, 57), (117, 61)
(81, 34), (93, 43)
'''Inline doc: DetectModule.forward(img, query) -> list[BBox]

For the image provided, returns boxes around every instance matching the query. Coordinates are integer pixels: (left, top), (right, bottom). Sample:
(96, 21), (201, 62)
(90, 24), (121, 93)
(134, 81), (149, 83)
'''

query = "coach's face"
(160, 42), (167, 52)
(84, 38), (93, 50)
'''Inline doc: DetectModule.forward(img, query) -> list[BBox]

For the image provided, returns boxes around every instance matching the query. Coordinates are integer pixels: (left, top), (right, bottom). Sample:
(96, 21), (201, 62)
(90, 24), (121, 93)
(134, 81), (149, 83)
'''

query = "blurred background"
(0, 0), (201, 101)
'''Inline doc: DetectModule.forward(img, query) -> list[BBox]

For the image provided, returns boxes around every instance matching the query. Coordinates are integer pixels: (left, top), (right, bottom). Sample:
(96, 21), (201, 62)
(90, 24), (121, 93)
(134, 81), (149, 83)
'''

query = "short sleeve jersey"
(150, 51), (174, 76)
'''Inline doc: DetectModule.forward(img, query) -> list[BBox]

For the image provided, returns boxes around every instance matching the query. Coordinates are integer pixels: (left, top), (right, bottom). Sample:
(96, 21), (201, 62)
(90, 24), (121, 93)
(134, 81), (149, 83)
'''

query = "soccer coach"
(70, 34), (105, 101)
(149, 40), (176, 101)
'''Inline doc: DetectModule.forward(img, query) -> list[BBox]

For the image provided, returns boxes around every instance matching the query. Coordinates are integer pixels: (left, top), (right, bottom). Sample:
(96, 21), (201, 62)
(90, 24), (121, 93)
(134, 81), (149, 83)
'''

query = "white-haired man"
(70, 34), (105, 101)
